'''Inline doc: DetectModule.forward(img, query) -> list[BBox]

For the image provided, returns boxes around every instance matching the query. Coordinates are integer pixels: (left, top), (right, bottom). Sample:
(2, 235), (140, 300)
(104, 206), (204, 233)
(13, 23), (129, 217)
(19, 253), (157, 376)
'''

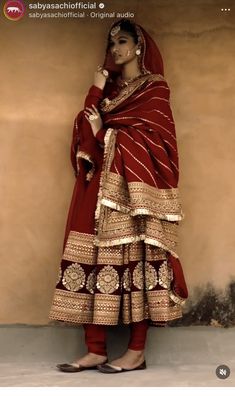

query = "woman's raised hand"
(93, 65), (109, 90)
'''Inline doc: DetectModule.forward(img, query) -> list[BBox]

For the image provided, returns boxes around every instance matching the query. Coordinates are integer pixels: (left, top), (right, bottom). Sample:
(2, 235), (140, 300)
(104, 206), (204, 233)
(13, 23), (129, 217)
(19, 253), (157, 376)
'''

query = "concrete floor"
(0, 325), (234, 387)
(0, 361), (234, 387)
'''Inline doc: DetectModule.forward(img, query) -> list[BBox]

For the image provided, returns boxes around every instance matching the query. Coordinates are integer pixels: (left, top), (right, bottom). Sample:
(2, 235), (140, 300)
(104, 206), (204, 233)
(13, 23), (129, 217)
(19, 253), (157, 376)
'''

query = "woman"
(49, 19), (188, 374)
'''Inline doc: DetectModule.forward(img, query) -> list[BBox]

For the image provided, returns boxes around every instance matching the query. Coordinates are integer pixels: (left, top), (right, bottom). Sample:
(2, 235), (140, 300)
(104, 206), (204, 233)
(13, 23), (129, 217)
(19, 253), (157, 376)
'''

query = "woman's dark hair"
(107, 19), (139, 50)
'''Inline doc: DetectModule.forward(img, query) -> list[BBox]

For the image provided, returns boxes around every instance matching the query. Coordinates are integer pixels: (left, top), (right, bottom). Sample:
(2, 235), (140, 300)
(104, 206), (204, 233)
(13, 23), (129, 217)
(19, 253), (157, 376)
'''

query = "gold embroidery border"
(48, 290), (94, 324)
(146, 290), (183, 322)
(94, 206), (179, 258)
(100, 74), (165, 113)
(97, 244), (128, 266)
(63, 231), (97, 264)
(122, 290), (183, 324)
(93, 294), (121, 325)
(63, 231), (167, 264)
(94, 128), (117, 230)
(101, 172), (184, 220)
(94, 234), (179, 259)
(49, 289), (185, 325)
(49, 289), (121, 325)
(76, 150), (95, 181)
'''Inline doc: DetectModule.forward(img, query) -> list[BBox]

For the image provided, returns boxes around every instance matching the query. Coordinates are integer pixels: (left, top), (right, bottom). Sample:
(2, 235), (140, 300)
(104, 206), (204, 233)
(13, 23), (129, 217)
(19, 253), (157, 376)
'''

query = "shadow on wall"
(168, 280), (235, 328)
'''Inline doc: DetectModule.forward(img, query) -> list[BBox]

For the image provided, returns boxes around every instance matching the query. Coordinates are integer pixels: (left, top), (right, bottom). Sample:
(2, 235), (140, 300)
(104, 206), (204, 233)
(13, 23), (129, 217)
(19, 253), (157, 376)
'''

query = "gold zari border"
(94, 205), (179, 258)
(100, 74), (165, 113)
(76, 150), (95, 181)
(122, 290), (183, 324)
(64, 231), (151, 265)
(49, 288), (184, 325)
(63, 231), (167, 265)
(63, 231), (96, 264)
(101, 172), (184, 220)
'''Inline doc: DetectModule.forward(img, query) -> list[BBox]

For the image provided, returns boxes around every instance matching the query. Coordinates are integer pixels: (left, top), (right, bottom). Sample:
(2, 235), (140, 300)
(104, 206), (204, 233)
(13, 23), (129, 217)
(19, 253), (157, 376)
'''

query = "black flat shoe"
(97, 360), (146, 374)
(56, 359), (108, 373)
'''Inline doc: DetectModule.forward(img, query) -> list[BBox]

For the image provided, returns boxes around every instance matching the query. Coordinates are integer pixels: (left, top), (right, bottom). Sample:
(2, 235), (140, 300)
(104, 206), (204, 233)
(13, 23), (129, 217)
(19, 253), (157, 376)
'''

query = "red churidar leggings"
(83, 320), (149, 356)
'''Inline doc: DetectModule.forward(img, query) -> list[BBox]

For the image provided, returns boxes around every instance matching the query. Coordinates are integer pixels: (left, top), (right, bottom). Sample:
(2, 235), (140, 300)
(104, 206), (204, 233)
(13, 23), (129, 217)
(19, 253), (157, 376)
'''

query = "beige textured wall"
(0, 0), (234, 324)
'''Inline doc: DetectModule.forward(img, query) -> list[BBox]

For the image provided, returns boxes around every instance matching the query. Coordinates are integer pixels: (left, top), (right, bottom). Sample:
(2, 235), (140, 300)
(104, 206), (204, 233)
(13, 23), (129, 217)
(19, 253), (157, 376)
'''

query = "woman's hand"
(93, 65), (109, 90)
(84, 104), (103, 137)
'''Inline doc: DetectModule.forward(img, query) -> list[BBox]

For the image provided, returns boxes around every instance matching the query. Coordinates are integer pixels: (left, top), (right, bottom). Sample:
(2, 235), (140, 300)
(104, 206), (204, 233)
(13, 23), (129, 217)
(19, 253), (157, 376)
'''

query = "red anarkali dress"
(49, 23), (188, 327)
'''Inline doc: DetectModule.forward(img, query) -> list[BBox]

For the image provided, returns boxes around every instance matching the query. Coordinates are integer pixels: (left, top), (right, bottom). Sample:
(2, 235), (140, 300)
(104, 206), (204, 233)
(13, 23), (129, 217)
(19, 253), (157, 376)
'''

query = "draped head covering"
(103, 19), (164, 77)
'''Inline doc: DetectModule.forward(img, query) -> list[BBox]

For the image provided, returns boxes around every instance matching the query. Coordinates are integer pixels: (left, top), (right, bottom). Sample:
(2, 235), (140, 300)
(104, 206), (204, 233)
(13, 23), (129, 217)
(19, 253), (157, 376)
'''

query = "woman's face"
(108, 30), (139, 65)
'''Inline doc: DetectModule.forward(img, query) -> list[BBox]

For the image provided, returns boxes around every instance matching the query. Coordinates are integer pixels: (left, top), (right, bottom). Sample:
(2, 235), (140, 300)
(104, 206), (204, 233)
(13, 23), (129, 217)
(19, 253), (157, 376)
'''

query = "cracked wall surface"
(0, 0), (235, 326)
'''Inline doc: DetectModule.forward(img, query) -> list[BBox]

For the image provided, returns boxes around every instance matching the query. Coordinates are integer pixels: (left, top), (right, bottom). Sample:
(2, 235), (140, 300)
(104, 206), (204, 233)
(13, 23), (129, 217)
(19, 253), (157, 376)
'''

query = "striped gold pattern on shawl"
(93, 128), (183, 257)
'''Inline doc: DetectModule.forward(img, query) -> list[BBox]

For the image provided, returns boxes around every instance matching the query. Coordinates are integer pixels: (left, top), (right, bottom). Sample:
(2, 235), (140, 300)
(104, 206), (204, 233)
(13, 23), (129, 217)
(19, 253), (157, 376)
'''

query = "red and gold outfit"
(49, 23), (188, 340)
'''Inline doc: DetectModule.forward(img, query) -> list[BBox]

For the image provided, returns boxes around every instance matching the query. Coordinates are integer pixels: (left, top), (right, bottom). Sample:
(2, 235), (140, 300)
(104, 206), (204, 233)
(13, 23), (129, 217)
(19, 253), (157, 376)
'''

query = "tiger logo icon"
(7, 6), (22, 13)
(4, 1), (25, 21)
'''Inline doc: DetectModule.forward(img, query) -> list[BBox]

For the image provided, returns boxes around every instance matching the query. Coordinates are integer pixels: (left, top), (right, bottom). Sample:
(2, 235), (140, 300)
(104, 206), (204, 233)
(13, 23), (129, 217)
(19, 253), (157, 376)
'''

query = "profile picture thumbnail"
(3, 0), (25, 21)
